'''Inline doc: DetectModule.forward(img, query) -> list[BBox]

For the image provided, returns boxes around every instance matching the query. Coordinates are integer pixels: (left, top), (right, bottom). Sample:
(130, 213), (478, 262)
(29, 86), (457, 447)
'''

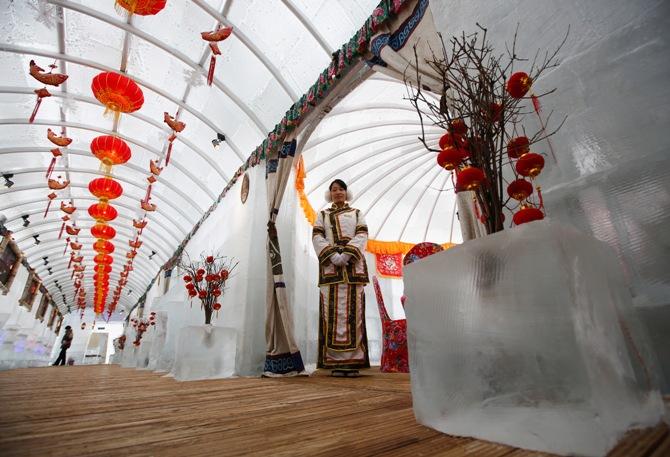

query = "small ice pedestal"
(404, 221), (664, 457)
(121, 345), (137, 368)
(171, 325), (236, 381)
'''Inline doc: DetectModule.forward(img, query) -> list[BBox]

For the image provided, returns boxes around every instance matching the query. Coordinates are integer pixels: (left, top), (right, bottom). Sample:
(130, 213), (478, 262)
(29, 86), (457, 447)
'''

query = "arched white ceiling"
(0, 0), (380, 315)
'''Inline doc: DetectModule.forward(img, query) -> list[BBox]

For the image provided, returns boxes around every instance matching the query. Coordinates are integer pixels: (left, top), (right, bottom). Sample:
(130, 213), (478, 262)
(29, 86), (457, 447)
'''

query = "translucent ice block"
(171, 325), (236, 381)
(403, 220), (663, 457)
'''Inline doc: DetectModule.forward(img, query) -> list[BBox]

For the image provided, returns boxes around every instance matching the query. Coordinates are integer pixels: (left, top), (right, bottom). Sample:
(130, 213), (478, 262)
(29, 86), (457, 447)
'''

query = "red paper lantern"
(93, 239), (115, 254)
(91, 135), (132, 173)
(91, 72), (144, 117)
(115, 0), (166, 16)
(88, 202), (118, 222)
(516, 153), (545, 178)
(91, 223), (116, 240)
(507, 136), (530, 159)
(438, 133), (463, 150)
(94, 254), (114, 265)
(437, 147), (468, 171)
(213, 302), (221, 311)
(448, 119), (468, 135)
(507, 179), (534, 201)
(455, 166), (486, 192)
(94, 264), (112, 274)
(506, 72), (532, 99)
(89, 177), (123, 201)
(513, 206), (545, 225)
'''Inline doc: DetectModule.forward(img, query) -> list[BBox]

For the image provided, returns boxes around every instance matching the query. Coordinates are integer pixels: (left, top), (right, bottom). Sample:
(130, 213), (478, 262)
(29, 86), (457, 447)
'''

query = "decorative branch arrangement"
(130, 312), (155, 346)
(181, 253), (238, 325)
(405, 25), (568, 234)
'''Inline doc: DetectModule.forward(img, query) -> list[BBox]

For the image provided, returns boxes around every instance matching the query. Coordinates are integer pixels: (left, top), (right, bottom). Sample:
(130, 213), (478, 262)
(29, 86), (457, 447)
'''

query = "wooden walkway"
(0, 365), (667, 457)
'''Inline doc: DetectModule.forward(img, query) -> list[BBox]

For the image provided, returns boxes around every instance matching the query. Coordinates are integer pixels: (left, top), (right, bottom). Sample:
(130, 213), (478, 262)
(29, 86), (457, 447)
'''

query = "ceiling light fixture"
(33, 234), (40, 245)
(212, 133), (226, 149)
(22, 215), (30, 227)
(2, 173), (14, 188)
(148, 250), (157, 260)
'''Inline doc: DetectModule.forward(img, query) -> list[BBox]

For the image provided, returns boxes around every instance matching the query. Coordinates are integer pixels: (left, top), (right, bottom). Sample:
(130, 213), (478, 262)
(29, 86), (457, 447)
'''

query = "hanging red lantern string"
(91, 72), (144, 123)
(90, 135), (132, 175)
(93, 240), (115, 255)
(201, 26), (233, 86)
(91, 223), (117, 240)
(455, 166), (486, 192)
(513, 205), (545, 226)
(516, 153), (545, 179)
(163, 111), (186, 165)
(507, 179), (534, 201)
(28, 60), (68, 123)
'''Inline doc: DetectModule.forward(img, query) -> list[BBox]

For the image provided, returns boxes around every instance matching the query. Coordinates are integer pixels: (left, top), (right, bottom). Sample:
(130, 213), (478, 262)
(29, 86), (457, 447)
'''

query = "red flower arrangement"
(181, 253), (238, 325)
(130, 312), (155, 346)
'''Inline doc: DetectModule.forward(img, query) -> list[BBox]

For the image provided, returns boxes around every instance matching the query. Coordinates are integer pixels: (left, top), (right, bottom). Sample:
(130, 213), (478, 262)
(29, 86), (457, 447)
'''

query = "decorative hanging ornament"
(91, 72), (144, 122)
(201, 26), (233, 86)
(516, 153), (545, 178)
(162, 111), (186, 165)
(513, 205), (545, 225)
(91, 223), (117, 240)
(128, 239), (142, 249)
(28, 60), (68, 123)
(44, 192), (57, 217)
(133, 218), (148, 234)
(88, 177), (123, 201)
(46, 148), (62, 180)
(60, 201), (76, 214)
(47, 128), (72, 147)
(58, 215), (70, 239)
(90, 135), (131, 175)
(94, 254), (114, 265)
(48, 176), (70, 190)
(115, 0), (166, 17)
(149, 159), (163, 176)
(506, 72), (533, 99)
(93, 239), (115, 254)
(455, 166), (486, 192)
(140, 198), (157, 212)
(88, 202), (118, 222)
(437, 147), (469, 171)
(448, 119), (468, 135)
(438, 132), (464, 150)
(507, 136), (530, 159)
(507, 179), (534, 201)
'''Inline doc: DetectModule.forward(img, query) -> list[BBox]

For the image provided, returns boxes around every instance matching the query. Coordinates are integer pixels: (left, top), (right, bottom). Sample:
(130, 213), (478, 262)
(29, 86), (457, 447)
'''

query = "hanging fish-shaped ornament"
(201, 26), (233, 86)
(28, 60), (68, 123)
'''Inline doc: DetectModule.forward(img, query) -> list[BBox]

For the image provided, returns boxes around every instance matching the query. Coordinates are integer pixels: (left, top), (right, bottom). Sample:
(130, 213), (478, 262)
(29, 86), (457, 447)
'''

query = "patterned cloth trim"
(264, 351), (305, 374)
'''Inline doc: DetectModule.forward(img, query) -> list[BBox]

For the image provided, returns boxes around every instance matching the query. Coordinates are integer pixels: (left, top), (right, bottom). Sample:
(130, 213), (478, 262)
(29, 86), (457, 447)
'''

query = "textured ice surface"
(403, 221), (664, 456)
(171, 325), (236, 382)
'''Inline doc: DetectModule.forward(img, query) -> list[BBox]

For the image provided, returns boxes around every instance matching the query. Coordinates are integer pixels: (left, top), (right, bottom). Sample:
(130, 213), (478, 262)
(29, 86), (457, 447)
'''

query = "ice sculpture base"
(171, 325), (236, 381)
(403, 220), (664, 457)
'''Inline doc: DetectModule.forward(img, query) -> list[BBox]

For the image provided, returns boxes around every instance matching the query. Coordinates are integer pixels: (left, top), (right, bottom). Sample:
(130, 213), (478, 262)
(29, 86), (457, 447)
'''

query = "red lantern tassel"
(43, 199), (53, 218)
(165, 141), (173, 165)
(68, 255), (73, 270)
(58, 222), (65, 239)
(537, 186), (544, 210)
(63, 237), (70, 255)
(29, 97), (44, 124)
(531, 94), (557, 164)
(145, 184), (153, 202)
(207, 56), (216, 86)
(46, 157), (57, 179)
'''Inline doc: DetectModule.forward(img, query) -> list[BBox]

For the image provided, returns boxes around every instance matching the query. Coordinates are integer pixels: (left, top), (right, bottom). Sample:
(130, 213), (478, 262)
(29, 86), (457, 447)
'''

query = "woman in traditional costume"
(312, 179), (370, 377)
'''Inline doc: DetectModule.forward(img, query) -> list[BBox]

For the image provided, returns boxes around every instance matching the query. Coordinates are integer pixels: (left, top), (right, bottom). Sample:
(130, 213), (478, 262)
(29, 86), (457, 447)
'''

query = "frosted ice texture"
(171, 325), (236, 381)
(403, 221), (664, 457)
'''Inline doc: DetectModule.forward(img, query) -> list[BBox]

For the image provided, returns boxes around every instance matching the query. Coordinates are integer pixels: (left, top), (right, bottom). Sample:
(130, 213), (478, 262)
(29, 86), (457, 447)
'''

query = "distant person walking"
(52, 325), (73, 366)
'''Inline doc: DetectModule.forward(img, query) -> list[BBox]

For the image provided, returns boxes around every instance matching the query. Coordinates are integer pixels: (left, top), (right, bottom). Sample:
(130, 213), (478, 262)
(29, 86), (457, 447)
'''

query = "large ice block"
(403, 220), (664, 457)
(170, 325), (236, 381)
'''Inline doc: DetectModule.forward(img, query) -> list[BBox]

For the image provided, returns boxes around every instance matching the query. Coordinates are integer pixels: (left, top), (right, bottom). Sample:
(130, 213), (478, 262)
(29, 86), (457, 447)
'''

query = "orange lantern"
(93, 240), (115, 254)
(94, 264), (112, 274)
(88, 202), (118, 222)
(91, 223), (117, 240)
(507, 136), (530, 159)
(94, 254), (114, 265)
(455, 166), (486, 192)
(89, 177), (123, 201)
(437, 147), (468, 171)
(516, 153), (545, 178)
(506, 72), (532, 99)
(91, 72), (144, 120)
(507, 179), (534, 201)
(90, 135), (132, 175)
(513, 206), (545, 225)
(115, 0), (166, 16)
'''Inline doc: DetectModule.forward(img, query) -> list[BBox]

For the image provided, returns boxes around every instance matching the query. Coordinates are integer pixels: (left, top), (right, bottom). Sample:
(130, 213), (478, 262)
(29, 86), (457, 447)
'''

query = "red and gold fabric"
(376, 252), (403, 278)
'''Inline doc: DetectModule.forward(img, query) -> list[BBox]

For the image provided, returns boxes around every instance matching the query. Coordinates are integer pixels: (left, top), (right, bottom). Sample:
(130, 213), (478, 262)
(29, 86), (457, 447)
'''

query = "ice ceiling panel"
(65, 9), (124, 70)
(3, 2), (59, 52)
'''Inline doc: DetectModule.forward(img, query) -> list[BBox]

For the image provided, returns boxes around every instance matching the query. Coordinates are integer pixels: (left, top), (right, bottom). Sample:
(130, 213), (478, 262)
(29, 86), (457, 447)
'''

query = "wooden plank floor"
(0, 365), (667, 457)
